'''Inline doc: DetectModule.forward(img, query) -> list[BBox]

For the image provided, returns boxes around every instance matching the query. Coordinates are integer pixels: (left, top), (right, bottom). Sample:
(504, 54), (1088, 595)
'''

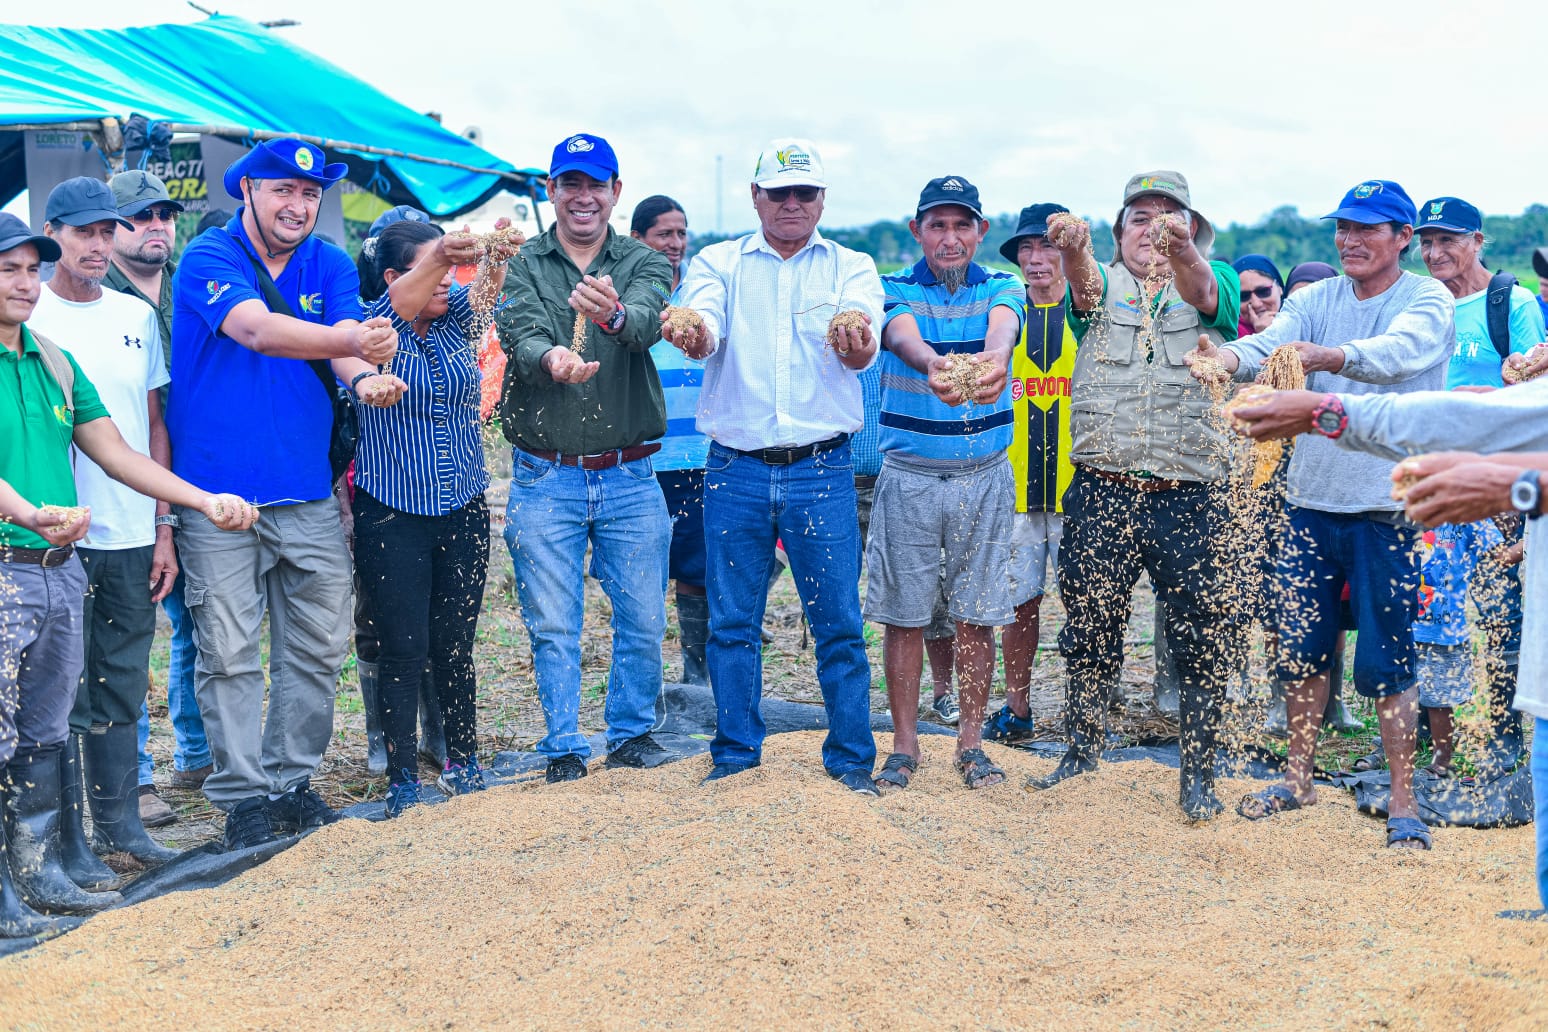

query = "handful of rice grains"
(1391, 458), (1425, 502)
(467, 226), (525, 315)
(1503, 343), (1548, 384)
(664, 305), (705, 344)
(570, 313), (588, 355)
(36, 504), (88, 532)
(826, 310), (867, 353)
(1236, 343), (1306, 487)
(939, 353), (986, 405)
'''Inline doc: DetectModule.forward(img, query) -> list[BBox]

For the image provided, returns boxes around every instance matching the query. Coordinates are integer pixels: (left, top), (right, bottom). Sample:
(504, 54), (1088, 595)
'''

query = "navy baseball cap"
(45, 177), (133, 229)
(1322, 180), (1416, 225)
(550, 133), (618, 181)
(223, 138), (349, 200)
(1415, 196), (1482, 234)
(999, 203), (1070, 263)
(368, 205), (430, 238)
(0, 212), (61, 262)
(915, 176), (984, 220)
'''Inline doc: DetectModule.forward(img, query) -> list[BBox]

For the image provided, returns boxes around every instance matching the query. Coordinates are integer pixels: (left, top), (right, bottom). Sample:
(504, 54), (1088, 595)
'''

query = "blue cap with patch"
(549, 133), (618, 182)
(1415, 196), (1482, 234)
(1322, 179), (1416, 225)
(222, 139), (349, 200)
(368, 205), (430, 238)
(45, 177), (134, 230)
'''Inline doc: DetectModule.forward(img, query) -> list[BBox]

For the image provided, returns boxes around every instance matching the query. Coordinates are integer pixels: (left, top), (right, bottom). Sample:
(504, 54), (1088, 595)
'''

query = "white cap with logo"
(751, 138), (827, 189)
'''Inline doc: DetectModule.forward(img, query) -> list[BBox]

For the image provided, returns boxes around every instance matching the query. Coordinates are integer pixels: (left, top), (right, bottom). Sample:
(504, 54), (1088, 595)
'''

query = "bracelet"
(350, 370), (375, 392)
(154, 513), (180, 529)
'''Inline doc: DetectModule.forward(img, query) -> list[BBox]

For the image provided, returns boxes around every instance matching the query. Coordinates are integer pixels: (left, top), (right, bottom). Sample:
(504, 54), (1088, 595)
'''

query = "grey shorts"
(1415, 641), (1473, 709)
(1007, 511), (1064, 605)
(863, 455), (1015, 629)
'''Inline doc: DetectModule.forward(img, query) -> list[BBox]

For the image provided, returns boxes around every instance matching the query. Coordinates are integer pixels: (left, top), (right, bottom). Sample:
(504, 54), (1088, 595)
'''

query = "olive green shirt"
(495, 227), (672, 454)
(1, 326), (112, 548)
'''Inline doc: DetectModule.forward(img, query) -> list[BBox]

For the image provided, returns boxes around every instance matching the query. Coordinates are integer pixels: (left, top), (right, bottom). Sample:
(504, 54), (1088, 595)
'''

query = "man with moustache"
(1031, 172), (1241, 821)
(864, 176), (1024, 792)
(495, 133), (675, 783)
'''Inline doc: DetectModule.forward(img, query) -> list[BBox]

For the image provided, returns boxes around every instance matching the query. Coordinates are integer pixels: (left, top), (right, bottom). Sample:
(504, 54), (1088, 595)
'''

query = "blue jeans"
(703, 441), (875, 776)
(162, 571), (212, 772)
(1534, 717), (1547, 909)
(503, 450), (669, 760)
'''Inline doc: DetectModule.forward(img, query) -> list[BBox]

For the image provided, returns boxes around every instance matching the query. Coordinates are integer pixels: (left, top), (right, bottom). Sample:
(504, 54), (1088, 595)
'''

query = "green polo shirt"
(494, 227), (672, 454)
(1, 326), (111, 549)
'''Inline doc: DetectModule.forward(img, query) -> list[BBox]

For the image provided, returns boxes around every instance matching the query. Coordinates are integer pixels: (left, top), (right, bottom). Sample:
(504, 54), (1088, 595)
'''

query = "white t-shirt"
(28, 287), (169, 549)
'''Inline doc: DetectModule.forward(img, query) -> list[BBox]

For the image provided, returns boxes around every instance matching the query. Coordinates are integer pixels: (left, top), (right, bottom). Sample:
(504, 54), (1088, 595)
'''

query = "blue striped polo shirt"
(649, 281), (710, 470)
(354, 287), (490, 515)
(878, 259), (1025, 461)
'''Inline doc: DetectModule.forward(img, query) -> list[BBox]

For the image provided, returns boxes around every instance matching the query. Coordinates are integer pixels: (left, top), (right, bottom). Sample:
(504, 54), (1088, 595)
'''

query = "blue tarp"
(0, 15), (536, 217)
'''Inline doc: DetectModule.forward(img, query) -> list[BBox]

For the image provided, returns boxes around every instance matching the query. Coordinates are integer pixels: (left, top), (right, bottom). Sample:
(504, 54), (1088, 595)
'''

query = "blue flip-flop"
(1386, 816), (1432, 850)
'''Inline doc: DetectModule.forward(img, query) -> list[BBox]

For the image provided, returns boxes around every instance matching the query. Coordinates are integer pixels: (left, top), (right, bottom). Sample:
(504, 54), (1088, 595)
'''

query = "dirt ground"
(10, 732), (1545, 1031)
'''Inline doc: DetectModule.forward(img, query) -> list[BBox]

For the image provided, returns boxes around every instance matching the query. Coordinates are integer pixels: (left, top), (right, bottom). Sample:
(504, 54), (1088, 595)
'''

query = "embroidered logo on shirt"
(298, 293), (323, 315)
(565, 136), (594, 153)
(206, 280), (230, 305)
(123, 335), (142, 349)
(54, 403), (70, 425)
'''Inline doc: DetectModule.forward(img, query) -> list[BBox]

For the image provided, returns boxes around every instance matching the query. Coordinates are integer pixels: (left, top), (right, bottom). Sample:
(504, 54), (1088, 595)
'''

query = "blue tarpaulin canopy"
(0, 14), (538, 217)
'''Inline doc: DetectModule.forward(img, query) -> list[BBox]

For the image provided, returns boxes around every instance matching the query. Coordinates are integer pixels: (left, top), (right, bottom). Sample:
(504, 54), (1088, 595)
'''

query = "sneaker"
(437, 757), (489, 796)
(384, 772), (422, 818)
(929, 692), (960, 726)
(831, 769), (881, 797)
(168, 763), (214, 790)
(264, 779), (340, 833)
(702, 761), (758, 784)
(545, 754), (588, 784)
(983, 704), (1036, 744)
(605, 733), (672, 769)
(138, 785), (176, 828)
(224, 797), (278, 850)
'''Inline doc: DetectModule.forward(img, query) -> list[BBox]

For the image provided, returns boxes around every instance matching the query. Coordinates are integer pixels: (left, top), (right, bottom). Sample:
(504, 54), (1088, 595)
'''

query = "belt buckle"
(42, 546), (71, 568)
(766, 447), (795, 465)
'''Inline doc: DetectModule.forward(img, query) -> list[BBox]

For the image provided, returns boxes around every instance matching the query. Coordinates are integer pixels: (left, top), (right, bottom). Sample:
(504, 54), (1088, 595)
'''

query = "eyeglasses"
(1240, 285), (1277, 301)
(130, 207), (179, 225)
(761, 186), (821, 203)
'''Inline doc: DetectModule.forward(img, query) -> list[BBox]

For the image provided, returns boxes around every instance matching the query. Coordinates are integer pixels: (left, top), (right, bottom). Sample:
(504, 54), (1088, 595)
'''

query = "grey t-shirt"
(1225, 272), (1454, 513)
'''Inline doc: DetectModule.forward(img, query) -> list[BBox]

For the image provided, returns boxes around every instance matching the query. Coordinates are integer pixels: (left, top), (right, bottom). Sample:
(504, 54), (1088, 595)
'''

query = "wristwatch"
(1510, 470), (1542, 518)
(1309, 393), (1347, 439)
(154, 513), (181, 529)
(595, 302), (626, 333)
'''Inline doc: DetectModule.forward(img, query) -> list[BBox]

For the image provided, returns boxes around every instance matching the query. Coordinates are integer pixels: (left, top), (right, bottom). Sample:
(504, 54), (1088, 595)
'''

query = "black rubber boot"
(1323, 647), (1362, 733)
(677, 592), (711, 688)
(58, 736), (121, 892)
(5, 746), (123, 915)
(83, 725), (180, 868)
(1476, 659), (1525, 781)
(1152, 607), (1179, 717)
(0, 784), (71, 939)
(1178, 679), (1224, 821)
(1027, 673), (1103, 790)
(418, 665), (447, 768)
(357, 660), (388, 776)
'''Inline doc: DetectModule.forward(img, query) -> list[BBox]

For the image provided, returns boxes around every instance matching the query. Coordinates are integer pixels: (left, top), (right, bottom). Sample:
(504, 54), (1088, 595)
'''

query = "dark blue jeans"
(703, 442), (875, 776)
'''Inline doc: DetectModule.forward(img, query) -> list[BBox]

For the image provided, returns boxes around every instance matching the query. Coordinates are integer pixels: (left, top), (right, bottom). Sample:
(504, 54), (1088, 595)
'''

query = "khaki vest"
(1068, 262), (1229, 483)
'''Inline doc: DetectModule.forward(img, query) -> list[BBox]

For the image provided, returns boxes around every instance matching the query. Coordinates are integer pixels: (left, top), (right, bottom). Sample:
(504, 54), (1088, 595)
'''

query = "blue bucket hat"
(223, 139), (349, 200)
(1322, 180), (1416, 226)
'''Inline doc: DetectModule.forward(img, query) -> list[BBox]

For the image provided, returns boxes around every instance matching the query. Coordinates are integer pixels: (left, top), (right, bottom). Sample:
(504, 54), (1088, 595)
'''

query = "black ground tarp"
(0, 681), (1530, 958)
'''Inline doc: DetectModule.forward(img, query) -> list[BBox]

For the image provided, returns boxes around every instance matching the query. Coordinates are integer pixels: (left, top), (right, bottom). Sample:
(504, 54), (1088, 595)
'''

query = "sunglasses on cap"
(761, 186), (821, 203)
(130, 207), (179, 225)
(1240, 285), (1277, 301)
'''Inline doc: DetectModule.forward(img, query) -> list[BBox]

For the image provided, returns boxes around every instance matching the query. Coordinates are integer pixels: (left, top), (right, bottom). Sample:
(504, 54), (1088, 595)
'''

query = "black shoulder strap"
(1486, 271), (1517, 362)
(240, 247), (338, 399)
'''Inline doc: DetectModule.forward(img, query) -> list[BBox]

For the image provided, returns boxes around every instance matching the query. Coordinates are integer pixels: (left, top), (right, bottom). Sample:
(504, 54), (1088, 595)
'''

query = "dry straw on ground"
(6, 732), (1543, 1031)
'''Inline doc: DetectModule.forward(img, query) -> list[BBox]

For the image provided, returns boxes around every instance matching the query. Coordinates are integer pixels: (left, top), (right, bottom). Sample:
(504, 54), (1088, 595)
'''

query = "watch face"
(1513, 476), (1540, 512)
(1315, 408), (1341, 433)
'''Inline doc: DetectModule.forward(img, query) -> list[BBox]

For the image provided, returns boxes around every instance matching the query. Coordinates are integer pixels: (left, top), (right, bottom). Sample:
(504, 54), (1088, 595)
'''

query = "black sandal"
(954, 748), (1005, 789)
(874, 752), (917, 794)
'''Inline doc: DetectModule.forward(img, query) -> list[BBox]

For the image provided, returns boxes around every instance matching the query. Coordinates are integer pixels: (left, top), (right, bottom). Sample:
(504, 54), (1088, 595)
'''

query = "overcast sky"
(18, 0), (1547, 235)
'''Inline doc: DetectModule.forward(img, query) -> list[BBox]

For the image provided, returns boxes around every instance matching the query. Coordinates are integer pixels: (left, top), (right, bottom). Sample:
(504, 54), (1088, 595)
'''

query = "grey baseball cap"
(109, 170), (185, 218)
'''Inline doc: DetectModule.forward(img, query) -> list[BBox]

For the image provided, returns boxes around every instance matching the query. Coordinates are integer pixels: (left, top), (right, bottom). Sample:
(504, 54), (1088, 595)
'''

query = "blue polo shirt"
(169, 213), (362, 505)
(649, 281), (710, 470)
(878, 259), (1025, 461)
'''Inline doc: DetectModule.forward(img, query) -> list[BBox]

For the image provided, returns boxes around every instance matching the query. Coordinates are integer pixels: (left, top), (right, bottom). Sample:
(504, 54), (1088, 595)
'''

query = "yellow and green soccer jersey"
(1007, 299), (1077, 513)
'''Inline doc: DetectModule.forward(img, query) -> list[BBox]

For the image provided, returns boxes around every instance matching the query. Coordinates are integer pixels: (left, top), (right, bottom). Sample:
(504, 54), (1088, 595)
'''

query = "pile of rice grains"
(6, 734), (1543, 1030)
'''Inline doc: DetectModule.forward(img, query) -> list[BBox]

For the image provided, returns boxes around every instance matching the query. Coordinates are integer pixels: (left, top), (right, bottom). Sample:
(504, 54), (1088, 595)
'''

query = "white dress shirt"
(678, 229), (884, 450)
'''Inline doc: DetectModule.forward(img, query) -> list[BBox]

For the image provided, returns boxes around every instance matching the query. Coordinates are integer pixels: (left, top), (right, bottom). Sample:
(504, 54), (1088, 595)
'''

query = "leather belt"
(733, 434), (849, 466)
(1085, 467), (1183, 493)
(0, 544), (75, 567)
(518, 442), (660, 471)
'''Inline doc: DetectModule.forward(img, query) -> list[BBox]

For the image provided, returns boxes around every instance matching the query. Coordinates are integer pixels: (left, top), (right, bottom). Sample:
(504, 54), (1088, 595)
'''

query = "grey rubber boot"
(1323, 647), (1362, 733)
(418, 666), (447, 768)
(676, 592), (710, 688)
(58, 736), (121, 892)
(1152, 608), (1180, 717)
(1476, 658), (1525, 781)
(1263, 680), (1290, 739)
(357, 660), (388, 776)
(1178, 677), (1224, 820)
(5, 745), (123, 915)
(82, 725), (179, 868)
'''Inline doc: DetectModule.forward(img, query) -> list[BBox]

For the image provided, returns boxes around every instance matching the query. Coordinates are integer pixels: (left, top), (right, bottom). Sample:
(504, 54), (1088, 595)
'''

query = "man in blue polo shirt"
(865, 176), (1024, 793)
(171, 139), (399, 849)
